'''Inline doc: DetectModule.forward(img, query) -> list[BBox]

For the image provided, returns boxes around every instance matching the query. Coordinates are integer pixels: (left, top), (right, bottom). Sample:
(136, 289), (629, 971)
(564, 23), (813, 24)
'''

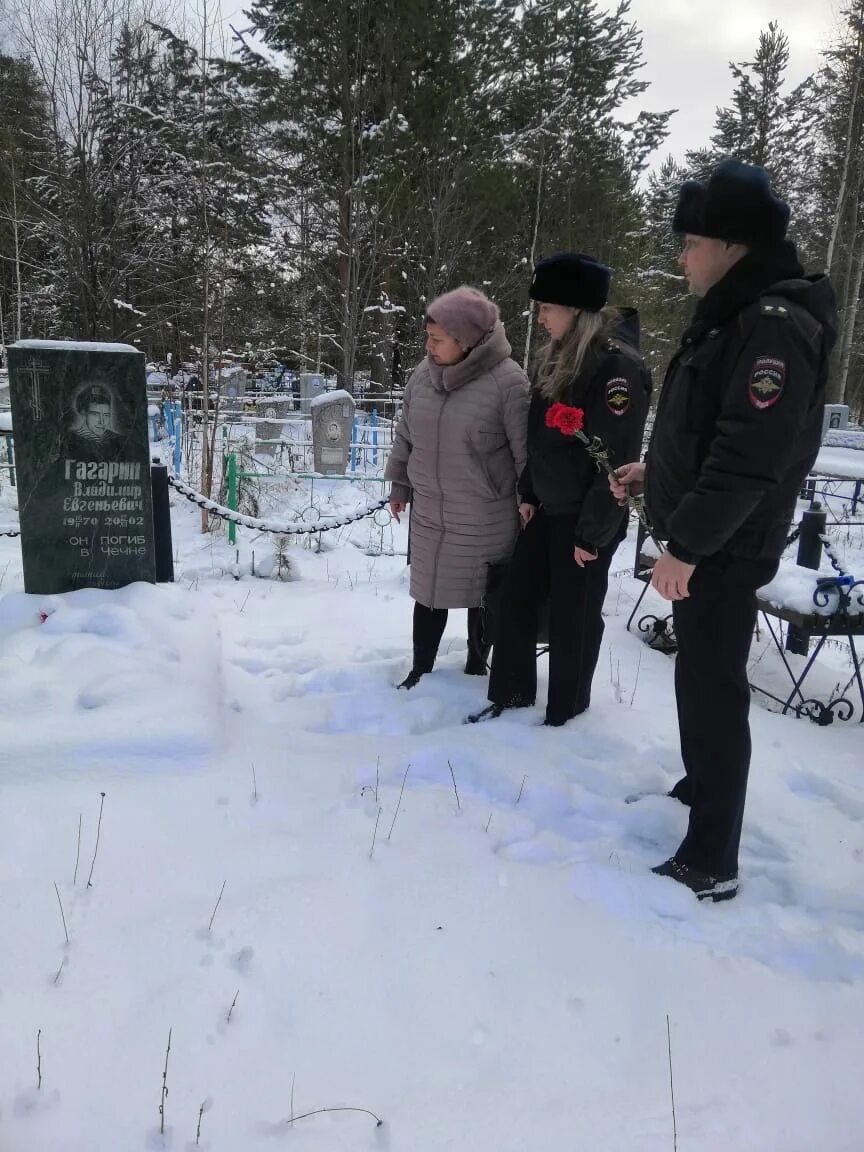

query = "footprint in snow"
(784, 768), (864, 821)
(235, 629), (306, 648)
(275, 666), (386, 699)
(231, 946), (255, 975)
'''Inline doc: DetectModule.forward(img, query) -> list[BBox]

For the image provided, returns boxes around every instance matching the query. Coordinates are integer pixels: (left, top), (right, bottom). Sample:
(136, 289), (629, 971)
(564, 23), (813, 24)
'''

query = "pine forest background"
(2, 0), (864, 417)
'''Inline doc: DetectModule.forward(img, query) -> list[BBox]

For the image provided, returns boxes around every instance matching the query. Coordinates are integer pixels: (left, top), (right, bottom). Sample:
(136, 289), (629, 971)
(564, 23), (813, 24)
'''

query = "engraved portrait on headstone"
(254, 397), (292, 457)
(67, 381), (124, 459)
(822, 404), (849, 440)
(311, 390), (355, 475)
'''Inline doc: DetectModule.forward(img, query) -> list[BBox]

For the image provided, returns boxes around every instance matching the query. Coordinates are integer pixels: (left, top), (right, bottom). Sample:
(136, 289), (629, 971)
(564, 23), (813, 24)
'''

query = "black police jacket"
(645, 251), (837, 564)
(518, 309), (651, 553)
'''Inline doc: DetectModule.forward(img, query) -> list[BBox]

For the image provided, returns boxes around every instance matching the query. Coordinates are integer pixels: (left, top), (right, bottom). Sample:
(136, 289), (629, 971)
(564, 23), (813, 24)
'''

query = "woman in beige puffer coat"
(385, 287), (529, 689)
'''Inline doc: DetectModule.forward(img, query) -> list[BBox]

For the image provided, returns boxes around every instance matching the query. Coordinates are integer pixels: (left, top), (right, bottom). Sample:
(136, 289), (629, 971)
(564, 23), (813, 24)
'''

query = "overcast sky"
(612, 0), (842, 167)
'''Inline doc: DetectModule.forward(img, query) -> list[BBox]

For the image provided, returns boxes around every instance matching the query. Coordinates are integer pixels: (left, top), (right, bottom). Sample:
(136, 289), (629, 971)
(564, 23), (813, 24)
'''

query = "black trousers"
(412, 602), (489, 674)
(671, 552), (779, 877)
(488, 511), (618, 725)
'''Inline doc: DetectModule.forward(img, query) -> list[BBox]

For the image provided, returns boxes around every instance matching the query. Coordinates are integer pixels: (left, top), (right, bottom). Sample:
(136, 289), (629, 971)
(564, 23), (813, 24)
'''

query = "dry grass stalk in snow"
(369, 805), (383, 860)
(53, 882), (69, 945)
(159, 1027), (172, 1135)
(226, 990), (239, 1024)
(447, 760), (461, 810)
(208, 881), (227, 932)
(73, 812), (82, 885)
(387, 764), (410, 841)
(86, 792), (106, 888)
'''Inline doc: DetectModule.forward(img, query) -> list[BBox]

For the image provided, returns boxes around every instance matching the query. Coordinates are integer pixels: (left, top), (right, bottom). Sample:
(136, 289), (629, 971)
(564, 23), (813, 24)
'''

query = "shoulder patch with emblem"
(760, 299), (791, 318)
(605, 377), (630, 416)
(748, 356), (786, 410)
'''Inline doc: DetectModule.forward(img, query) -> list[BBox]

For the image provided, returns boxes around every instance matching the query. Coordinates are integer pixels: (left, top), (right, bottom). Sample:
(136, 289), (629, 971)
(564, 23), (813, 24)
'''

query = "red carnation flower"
(545, 402), (585, 436)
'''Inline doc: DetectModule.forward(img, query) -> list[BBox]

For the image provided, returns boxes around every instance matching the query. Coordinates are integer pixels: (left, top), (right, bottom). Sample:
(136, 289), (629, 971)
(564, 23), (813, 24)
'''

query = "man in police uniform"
(611, 159), (836, 901)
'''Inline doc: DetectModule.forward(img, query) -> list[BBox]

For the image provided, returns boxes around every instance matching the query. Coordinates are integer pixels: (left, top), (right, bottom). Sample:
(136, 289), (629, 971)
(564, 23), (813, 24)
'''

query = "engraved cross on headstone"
(21, 360), (50, 421)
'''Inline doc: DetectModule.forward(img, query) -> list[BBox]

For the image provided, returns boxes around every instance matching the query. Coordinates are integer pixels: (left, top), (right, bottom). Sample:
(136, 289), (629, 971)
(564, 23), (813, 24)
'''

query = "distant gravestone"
(7, 340), (156, 594)
(221, 366), (246, 399)
(311, 390), (355, 475)
(822, 404), (849, 440)
(299, 372), (326, 414)
(221, 366), (247, 419)
(255, 397), (292, 457)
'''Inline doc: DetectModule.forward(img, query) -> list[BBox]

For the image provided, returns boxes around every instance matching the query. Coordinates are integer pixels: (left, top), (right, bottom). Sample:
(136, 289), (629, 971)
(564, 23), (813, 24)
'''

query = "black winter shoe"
(544, 704), (588, 727)
(465, 695), (533, 724)
(397, 670), (424, 690)
(465, 703), (504, 724)
(652, 858), (738, 902)
(624, 789), (666, 804)
(667, 777), (694, 807)
(464, 655), (489, 676)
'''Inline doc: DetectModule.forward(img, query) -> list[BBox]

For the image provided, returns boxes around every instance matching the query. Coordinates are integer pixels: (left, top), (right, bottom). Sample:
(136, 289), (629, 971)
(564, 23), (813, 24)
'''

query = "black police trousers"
(487, 510), (618, 725)
(670, 552), (779, 877)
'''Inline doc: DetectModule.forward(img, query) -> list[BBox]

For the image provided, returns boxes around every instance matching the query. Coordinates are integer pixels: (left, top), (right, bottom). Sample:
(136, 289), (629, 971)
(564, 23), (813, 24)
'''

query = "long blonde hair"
(534, 307), (618, 401)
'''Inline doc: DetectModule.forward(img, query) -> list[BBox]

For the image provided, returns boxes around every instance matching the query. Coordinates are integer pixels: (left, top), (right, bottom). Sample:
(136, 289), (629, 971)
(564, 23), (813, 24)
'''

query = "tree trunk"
(299, 193), (310, 367)
(198, 0), (212, 529)
(836, 233), (864, 404)
(10, 157), (23, 341)
(206, 199), (230, 486)
(338, 39), (358, 392)
(367, 266), (393, 411)
(849, 362), (864, 420)
(828, 169), (863, 402)
(826, 19), (864, 275)
(523, 150), (545, 371)
(338, 173), (352, 388)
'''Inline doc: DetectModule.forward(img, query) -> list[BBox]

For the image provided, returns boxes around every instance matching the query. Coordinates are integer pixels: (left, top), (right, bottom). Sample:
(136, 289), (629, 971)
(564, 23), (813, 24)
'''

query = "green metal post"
(227, 451), (237, 545)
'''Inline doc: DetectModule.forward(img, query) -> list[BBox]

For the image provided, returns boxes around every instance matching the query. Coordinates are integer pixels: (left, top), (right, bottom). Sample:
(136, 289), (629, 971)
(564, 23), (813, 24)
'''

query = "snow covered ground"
(1, 475), (864, 1151)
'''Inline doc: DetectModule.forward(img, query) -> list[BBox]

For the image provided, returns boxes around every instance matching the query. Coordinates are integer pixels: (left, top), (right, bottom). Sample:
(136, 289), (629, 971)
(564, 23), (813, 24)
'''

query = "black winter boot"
(465, 703), (503, 724)
(465, 694), (533, 724)
(667, 777), (694, 807)
(652, 858), (738, 902)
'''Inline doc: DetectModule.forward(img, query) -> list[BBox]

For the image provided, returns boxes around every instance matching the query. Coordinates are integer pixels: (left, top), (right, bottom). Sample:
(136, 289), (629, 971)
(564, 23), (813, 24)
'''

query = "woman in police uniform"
(469, 252), (650, 727)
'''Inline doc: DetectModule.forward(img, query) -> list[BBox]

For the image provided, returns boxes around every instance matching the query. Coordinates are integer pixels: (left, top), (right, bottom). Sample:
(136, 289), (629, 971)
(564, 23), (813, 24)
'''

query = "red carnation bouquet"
(542, 400), (664, 552)
(545, 402), (585, 437)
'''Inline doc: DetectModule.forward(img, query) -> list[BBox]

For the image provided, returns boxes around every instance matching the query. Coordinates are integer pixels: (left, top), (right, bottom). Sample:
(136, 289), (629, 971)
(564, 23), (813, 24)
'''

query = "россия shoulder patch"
(748, 356), (786, 410)
(605, 377), (630, 416)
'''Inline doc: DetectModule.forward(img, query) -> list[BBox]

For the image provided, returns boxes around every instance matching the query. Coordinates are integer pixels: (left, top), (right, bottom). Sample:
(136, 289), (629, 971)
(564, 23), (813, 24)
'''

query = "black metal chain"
(167, 475), (388, 536)
(0, 482), (389, 541)
(785, 524), (801, 548)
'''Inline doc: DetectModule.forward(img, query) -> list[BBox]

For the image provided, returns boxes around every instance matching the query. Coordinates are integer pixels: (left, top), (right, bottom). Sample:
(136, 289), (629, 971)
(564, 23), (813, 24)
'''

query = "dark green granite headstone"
(7, 340), (156, 594)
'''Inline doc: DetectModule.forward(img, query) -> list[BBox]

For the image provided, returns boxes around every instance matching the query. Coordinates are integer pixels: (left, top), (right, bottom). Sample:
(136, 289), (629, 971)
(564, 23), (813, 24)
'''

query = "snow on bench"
(812, 446), (864, 481)
(635, 541), (862, 624)
(757, 558), (864, 625)
(822, 428), (864, 451)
